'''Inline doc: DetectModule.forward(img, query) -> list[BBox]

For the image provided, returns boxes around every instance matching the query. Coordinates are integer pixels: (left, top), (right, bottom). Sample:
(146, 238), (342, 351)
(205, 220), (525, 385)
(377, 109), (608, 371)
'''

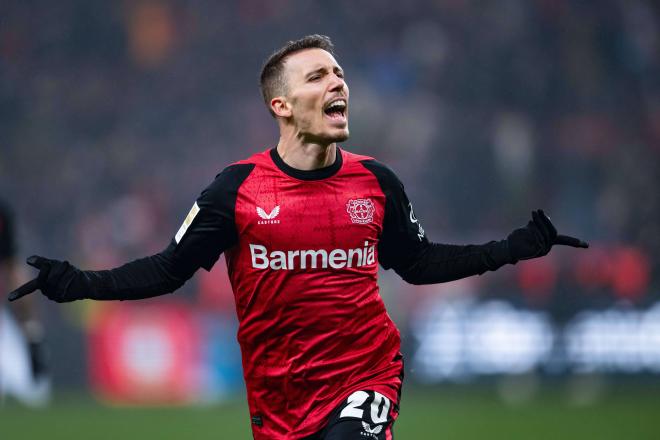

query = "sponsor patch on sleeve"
(175, 202), (200, 244)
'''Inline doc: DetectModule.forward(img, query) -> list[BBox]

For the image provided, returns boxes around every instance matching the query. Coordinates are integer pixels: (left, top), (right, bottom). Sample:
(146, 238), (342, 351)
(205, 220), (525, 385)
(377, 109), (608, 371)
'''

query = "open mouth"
(323, 99), (347, 122)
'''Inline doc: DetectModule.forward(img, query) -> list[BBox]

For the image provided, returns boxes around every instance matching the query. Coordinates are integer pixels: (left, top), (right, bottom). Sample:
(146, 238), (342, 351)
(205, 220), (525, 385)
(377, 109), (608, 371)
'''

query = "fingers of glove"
(26, 255), (54, 286)
(537, 209), (557, 238)
(8, 278), (40, 302)
(555, 234), (589, 248)
(26, 255), (49, 270)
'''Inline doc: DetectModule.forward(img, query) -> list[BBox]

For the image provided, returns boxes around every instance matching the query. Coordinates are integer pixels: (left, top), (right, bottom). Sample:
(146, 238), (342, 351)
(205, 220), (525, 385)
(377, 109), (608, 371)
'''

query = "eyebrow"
(304, 65), (344, 78)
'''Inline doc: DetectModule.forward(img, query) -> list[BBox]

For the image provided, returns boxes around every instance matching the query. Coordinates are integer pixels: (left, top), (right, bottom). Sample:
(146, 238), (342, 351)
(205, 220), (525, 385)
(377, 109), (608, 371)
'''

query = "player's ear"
(270, 96), (292, 118)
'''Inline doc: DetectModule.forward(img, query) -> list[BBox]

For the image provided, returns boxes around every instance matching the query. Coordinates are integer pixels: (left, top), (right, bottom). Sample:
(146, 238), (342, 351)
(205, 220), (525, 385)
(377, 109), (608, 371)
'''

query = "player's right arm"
(8, 163), (255, 303)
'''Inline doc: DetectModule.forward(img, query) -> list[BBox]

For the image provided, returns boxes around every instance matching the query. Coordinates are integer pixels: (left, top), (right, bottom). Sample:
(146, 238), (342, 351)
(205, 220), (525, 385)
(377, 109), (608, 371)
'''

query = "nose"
(329, 73), (346, 93)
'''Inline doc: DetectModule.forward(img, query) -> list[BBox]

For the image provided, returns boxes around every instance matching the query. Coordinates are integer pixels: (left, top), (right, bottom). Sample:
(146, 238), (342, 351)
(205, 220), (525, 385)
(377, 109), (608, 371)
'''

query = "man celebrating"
(9, 35), (587, 439)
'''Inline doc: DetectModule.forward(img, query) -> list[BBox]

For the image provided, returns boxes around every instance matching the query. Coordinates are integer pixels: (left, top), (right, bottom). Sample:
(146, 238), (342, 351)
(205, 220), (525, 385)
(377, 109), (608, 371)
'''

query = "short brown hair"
(259, 35), (335, 117)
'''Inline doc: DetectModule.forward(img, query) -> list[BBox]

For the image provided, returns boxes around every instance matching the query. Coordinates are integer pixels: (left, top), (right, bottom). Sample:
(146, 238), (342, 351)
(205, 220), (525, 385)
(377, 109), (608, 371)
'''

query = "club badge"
(346, 198), (375, 224)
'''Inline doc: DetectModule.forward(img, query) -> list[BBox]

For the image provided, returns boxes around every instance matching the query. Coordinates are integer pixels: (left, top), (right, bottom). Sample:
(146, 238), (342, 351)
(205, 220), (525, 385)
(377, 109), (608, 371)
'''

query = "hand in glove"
(507, 209), (588, 262)
(8, 256), (83, 303)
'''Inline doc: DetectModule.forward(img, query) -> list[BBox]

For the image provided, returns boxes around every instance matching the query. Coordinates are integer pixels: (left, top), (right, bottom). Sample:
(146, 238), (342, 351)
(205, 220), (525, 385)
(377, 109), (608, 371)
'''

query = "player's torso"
(222, 149), (404, 438)
(226, 151), (386, 335)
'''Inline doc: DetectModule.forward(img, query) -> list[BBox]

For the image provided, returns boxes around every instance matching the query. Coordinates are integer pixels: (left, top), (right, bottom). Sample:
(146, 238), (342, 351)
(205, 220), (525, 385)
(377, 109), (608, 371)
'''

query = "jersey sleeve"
(169, 163), (255, 273)
(360, 160), (513, 285)
(70, 163), (255, 301)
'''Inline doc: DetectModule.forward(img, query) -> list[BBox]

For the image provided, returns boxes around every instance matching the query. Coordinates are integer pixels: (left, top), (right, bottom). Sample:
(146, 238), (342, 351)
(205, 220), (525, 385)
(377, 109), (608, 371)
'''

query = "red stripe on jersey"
(225, 148), (403, 439)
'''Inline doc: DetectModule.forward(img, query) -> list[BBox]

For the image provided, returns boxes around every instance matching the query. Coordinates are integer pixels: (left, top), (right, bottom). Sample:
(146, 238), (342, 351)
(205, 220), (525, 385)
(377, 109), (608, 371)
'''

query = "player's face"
(282, 49), (349, 144)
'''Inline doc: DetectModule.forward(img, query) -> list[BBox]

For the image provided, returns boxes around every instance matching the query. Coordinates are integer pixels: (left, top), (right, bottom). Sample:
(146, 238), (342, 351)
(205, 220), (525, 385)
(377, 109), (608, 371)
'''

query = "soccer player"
(8, 35), (587, 439)
(1, 199), (49, 406)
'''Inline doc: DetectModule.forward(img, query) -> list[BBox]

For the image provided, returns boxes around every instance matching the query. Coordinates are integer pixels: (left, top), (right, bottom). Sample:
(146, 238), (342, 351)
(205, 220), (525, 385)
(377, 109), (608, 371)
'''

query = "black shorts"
(305, 390), (399, 440)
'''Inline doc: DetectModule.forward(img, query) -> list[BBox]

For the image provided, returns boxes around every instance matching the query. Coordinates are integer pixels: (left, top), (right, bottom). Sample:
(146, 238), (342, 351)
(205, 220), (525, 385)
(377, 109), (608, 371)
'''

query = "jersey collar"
(270, 147), (343, 181)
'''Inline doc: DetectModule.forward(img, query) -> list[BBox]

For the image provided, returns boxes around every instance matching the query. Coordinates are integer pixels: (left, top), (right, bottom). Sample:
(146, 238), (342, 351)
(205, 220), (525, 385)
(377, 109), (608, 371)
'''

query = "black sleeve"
(0, 202), (17, 262)
(68, 163), (255, 300)
(361, 160), (513, 285)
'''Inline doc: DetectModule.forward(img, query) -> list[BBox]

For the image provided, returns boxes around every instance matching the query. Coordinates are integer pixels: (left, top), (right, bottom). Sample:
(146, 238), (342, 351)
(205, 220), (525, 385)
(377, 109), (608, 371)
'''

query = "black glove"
(8, 255), (85, 303)
(507, 209), (588, 262)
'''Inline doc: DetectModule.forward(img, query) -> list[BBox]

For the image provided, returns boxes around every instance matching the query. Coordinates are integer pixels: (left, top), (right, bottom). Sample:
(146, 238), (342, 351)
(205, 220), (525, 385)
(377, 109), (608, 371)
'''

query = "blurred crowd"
(1, 0), (658, 325)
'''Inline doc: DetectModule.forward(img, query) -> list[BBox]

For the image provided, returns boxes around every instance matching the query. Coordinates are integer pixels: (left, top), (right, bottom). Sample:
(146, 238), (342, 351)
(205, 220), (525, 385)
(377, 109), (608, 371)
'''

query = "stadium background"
(1, 0), (659, 438)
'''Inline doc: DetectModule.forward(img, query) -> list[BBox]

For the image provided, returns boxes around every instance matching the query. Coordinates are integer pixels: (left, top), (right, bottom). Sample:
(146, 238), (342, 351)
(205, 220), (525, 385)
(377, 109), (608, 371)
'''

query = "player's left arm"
(366, 161), (588, 285)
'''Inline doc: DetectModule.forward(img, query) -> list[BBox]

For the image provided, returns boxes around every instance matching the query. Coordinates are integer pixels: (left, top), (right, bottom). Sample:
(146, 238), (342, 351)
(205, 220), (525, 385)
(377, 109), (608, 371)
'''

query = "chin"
(328, 127), (350, 143)
(305, 126), (350, 145)
(333, 131), (349, 143)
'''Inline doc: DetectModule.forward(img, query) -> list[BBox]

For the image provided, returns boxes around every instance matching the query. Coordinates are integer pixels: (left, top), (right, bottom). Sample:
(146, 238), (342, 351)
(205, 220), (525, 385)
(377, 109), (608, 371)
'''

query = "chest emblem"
(346, 198), (375, 224)
(257, 205), (281, 224)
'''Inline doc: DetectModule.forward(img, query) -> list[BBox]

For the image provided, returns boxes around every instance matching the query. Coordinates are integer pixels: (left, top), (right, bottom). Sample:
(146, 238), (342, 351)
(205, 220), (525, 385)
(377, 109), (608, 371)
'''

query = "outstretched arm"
(362, 160), (588, 285)
(8, 163), (255, 303)
(8, 246), (194, 302)
(386, 209), (587, 285)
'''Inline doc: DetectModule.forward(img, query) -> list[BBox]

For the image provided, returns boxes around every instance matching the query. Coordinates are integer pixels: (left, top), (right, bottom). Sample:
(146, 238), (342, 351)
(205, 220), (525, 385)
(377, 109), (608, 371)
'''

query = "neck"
(276, 133), (337, 171)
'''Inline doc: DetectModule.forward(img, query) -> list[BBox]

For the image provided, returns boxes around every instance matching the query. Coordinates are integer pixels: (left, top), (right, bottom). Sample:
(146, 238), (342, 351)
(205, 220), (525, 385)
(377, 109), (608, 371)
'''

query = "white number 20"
(339, 391), (391, 424)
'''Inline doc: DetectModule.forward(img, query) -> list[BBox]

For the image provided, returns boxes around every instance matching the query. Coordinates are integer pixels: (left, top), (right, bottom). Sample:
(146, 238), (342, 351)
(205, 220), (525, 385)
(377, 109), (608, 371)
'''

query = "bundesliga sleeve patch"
(175, 202), (200, 243)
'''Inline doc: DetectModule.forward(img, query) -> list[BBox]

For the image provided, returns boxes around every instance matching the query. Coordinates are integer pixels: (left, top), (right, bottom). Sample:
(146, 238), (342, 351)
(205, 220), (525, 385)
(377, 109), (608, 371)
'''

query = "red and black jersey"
(179, 148), (410, 438)
(69, 147), (512, 439)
